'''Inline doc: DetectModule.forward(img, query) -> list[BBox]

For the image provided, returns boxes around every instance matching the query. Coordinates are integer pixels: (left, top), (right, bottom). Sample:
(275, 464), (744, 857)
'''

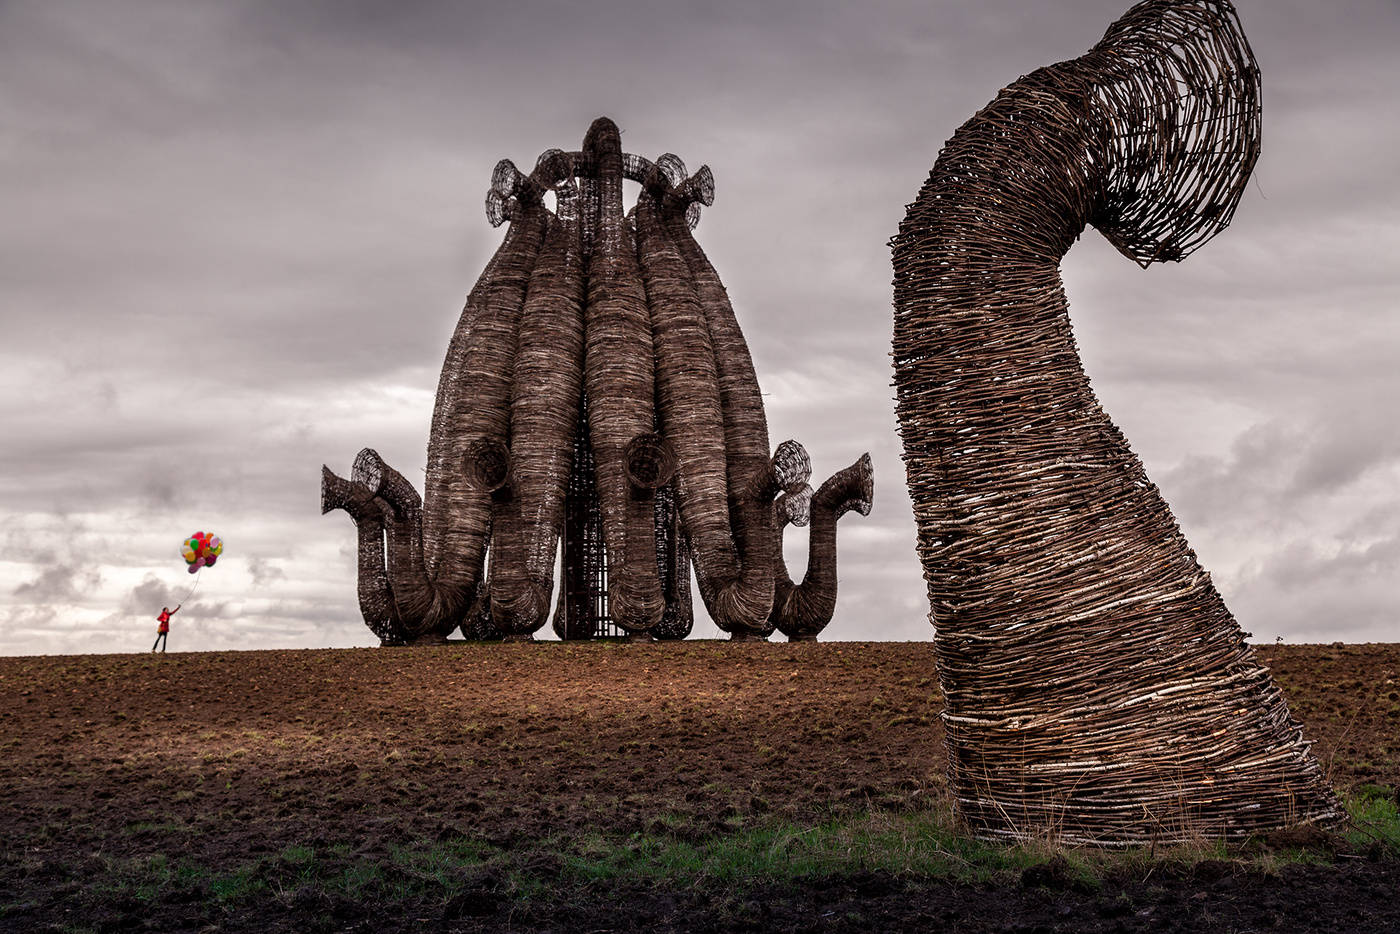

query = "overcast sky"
(2, 0), (1396, 656)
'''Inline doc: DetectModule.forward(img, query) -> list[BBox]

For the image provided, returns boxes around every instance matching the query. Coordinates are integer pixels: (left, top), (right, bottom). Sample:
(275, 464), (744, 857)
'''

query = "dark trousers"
(152, 631), (167, 652)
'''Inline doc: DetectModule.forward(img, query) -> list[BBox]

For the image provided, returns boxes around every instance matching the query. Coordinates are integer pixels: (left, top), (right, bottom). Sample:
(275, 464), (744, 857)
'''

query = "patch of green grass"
(20, 796), (1400, 926)
(1344, 785), (1400, 854)
(558, 806), (1040, 888)
(208, 863), (265, 902)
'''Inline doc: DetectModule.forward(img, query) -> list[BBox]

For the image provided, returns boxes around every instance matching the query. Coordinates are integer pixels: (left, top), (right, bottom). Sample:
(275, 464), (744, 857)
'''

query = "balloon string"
(181, 569), (202, 604)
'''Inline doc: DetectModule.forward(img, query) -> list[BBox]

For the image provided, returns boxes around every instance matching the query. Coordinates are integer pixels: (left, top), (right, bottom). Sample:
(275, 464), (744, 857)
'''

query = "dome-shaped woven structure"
(324, 118), (871, 645)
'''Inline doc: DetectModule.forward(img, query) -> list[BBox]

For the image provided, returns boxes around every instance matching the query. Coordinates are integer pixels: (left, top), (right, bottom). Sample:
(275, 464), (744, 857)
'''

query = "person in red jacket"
(152, 604), (180, 653)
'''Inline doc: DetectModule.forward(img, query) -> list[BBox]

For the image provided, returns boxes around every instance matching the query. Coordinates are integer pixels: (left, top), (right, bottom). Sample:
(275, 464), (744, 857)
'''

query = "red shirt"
(157, 611), (171, 632)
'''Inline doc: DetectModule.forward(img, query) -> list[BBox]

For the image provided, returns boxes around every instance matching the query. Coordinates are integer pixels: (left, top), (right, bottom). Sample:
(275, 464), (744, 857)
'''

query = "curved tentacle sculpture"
(891, 0), (1339, 843)
(324, 118), (870, 644)
(582, 118), (670, 636)
(771, 454), (875, 642)
(320, 466), (400, 643)
(656, 167), (812, 639)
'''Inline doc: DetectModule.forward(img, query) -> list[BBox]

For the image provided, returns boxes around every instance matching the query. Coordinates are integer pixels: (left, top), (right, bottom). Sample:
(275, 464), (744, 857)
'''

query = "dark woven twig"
(890, 0), (1338, 843)
(324, 117), (870, 644)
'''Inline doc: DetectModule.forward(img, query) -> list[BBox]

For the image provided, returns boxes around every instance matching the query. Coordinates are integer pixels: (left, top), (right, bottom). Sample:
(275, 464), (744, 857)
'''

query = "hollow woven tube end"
(772, 440), (812, 495)
(463, 437), (511, 493)
(624, 433), (677, 490)
(351, 448), (384, 493)
(776, 484), (813, 528)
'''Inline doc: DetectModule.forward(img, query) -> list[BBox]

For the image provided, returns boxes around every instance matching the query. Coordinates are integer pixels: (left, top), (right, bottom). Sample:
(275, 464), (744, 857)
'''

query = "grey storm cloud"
(246, 555), (288, 589)
(13, 563), (100, 604)
(121, 575), (179, 616)
(2, 0), (1397, 655)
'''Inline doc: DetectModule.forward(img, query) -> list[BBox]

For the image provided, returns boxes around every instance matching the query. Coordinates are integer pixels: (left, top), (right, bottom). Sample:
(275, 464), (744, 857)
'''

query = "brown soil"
(1, 641), (1397, 932)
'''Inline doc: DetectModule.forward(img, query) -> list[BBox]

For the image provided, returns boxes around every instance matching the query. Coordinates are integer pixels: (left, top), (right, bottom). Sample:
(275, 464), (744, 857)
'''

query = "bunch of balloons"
(182, 531), (223, 573)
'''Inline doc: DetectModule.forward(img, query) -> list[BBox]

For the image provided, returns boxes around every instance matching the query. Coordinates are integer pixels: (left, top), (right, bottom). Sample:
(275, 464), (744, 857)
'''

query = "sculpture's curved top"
(918, 0), (1259, 268)
(1088, 0), (1260, 263)
(891, 0), (1336, 844)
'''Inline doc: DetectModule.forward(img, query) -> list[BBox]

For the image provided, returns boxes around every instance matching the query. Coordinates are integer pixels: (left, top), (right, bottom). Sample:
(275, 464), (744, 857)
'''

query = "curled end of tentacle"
(664, 165), (714, 229)
(624, 433), (677, 490)
(772, 440), (812, 496)
(1086, 0), (1260, 266)
(351, 447), (421, 515)
(351, 448), (384, 492)
(491, 158), (524, 199)
(321, 465), (367, 516)
(532, 148), (574, 188)
(684, 165), (715, 208)
(775, 484), (813, 528)
(656, 153), (687, 188)
(464, 437), (511, 493)
(814, 453), (874, 518)
(485, 189), (514, 228)
(491, 580), (549, 635)
(607, 577), (664, 634)
(491, 157), (544, 212)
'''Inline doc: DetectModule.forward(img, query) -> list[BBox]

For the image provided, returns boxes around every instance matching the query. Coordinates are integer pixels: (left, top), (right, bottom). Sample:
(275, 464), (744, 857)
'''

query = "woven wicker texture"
(890, 0), (1338, 843)
(324, 118), (871, 643)
(772, 454), (875, 642)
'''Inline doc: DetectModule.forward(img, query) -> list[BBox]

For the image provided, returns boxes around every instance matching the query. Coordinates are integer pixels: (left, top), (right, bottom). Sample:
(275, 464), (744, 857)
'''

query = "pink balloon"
(188, 564), (199, 574)
(204, 554), (217, 567)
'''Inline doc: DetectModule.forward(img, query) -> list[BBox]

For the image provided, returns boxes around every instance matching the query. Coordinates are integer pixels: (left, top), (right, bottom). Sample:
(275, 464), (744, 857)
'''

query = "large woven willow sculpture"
(891, 0), (1339, 843)
(324, 118), (870, 645)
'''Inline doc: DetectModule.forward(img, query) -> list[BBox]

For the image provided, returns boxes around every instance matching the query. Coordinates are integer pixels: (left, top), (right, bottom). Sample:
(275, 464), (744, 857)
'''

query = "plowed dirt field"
(2, 641), (1397, 932)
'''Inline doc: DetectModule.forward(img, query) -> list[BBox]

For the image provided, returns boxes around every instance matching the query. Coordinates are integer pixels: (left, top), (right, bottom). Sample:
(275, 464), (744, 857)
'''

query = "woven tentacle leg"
(499, 162), (586, 637)
(422, 162), (548, 613)
(479, 155), (586, 639)
(350, 448), (454, 642)
(580, 117), (665, 636)
(890, 0), (1339, 843)
(769, 484), (810, 642)
(713, 439), (812, 640)
(459, 436), (536, 640)
(321, 465), (404, 645)
(771, 453), (874, 642)
(436, 163), (548, 640)
(637, 175), (779, 635)
(657, 170), (795, 639)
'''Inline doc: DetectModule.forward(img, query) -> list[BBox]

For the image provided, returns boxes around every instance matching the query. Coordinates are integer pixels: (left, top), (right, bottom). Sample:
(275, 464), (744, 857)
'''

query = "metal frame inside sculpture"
(890, 0), (1340, 843)
(324, 118), (871, 645)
